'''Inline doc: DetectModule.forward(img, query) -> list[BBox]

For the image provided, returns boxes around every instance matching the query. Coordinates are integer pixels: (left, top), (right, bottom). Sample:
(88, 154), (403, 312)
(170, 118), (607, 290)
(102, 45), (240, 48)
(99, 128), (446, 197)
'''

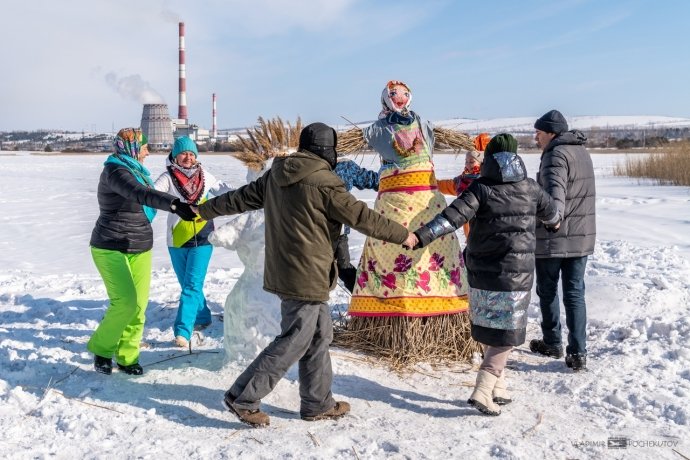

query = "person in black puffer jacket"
(411, 134), (559, 416)
(88, 128), (197, 376)
(530, 109), (596, 373)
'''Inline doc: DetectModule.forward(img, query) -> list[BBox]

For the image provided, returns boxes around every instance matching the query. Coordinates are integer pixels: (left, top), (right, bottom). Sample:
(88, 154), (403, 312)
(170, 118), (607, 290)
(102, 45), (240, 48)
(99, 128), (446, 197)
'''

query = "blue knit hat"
(172, 136), (198, 158)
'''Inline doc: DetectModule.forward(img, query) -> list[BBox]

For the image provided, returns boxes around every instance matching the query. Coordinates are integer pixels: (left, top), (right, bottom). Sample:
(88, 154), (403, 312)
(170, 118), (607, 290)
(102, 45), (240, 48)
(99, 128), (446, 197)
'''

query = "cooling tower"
(140, 103), (174, 151)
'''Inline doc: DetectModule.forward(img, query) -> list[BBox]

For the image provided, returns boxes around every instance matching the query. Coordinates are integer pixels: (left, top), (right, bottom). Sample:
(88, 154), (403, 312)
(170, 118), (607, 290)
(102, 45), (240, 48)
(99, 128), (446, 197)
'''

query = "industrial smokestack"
(212, 93), (217, 139)
(178, 22), (188, 122)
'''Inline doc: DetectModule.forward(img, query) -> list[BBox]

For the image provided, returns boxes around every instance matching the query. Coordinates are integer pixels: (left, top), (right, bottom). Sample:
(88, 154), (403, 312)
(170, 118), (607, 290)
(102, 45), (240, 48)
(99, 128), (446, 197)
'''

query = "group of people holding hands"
(86, 79), (596, 426)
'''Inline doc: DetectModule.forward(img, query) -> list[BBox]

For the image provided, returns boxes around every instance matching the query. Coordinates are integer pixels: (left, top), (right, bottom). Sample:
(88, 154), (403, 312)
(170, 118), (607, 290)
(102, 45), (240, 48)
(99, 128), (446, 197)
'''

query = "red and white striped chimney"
(212, 93), (217, 139)
(178, 22), (188, 122)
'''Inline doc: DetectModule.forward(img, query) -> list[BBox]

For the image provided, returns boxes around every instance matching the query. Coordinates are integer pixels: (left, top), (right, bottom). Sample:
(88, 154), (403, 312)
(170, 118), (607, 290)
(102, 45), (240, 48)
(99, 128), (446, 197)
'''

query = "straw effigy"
(333, 124), (483, 370)
(229, 116), (302, 170)
(232, 118), (482, 369)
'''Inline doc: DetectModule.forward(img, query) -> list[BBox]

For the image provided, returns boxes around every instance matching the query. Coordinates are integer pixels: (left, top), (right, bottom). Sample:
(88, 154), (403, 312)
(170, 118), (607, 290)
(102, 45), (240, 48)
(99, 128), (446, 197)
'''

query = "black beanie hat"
(299, 122), (337, 169)
(534, 110), (568, 134)
(484, 133), (518, 156)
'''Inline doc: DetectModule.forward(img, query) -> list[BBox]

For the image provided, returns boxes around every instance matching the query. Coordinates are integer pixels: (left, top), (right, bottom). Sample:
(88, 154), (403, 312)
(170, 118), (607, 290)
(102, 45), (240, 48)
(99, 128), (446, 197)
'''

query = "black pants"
(335, 234), (356, 293)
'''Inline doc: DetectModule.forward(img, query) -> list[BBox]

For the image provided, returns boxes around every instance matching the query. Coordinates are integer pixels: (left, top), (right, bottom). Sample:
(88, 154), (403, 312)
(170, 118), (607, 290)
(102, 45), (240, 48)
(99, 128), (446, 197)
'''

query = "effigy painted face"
(388, 84), (410, 110)
(380, 80), (413, 117)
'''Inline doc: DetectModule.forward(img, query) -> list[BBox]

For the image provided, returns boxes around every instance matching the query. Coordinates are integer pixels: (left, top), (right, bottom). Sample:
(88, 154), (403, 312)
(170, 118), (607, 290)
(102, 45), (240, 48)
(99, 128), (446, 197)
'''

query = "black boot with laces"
(529, 339), (564, 359)
(117, 362), (144, 375)
(565, 353), (587, 372)
(94, 355), (113, 375)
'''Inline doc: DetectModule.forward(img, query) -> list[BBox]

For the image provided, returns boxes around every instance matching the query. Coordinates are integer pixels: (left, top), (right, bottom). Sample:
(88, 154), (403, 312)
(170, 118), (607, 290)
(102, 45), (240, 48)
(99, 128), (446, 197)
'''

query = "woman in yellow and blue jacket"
(154, 137), (233, 347)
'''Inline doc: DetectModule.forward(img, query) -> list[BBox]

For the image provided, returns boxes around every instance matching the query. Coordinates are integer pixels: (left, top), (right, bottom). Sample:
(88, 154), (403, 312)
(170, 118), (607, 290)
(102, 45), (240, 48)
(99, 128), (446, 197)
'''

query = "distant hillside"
(433, 115), (690, 134)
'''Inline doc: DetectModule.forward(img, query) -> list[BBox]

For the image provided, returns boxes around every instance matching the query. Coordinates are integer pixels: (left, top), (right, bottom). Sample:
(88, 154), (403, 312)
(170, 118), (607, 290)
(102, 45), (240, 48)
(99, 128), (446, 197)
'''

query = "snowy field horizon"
(1, 152), (689, 459)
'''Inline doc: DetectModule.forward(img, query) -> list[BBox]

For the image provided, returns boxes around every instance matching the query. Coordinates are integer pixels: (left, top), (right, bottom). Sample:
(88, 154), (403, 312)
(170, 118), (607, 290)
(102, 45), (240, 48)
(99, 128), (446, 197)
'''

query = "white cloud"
(104, 72), (165, 104)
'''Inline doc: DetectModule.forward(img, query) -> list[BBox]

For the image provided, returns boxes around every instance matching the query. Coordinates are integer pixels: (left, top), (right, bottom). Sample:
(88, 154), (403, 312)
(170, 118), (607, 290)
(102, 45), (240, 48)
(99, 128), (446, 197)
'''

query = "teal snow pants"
(168, 245), (213, 341)
(87, 247), (152, 366)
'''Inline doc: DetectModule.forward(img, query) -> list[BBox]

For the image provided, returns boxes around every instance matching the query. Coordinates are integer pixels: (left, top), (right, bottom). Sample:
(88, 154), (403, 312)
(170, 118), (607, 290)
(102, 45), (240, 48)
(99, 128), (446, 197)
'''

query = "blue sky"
(2, 0), (688, 132)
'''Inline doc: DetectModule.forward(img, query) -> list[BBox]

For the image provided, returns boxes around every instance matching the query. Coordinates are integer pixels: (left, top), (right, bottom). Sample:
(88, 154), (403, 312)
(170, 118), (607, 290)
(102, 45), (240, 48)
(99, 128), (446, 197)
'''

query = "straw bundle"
(231, 116), (302, 170)
(433, 127), (476, 152)
(336, 127), (367, 154)
(333, 313), (481, 370)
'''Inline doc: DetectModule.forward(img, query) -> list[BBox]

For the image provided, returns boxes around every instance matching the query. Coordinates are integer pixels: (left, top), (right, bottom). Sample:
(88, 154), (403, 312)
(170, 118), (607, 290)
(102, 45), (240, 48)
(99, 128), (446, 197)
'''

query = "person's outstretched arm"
(334, 160), (380, 191)
(327, 184), (409, 245)
(411, 183), (482, 249)
(197, 170), (267, 220)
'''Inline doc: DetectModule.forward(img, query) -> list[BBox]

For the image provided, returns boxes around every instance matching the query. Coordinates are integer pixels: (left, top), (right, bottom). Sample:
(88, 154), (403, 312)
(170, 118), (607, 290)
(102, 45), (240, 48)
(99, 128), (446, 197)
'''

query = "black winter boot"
(565, 353), (587, 372)
(117, 363), (144, 375)
(94, 355), (112, 375)
(529, 339), (564, 359)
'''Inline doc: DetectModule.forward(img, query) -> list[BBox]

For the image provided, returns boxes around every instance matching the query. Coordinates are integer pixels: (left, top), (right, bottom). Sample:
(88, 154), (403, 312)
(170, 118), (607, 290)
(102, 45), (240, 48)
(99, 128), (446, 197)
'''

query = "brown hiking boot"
(301, 401), (351, 421)
(223, 391), (270, 428)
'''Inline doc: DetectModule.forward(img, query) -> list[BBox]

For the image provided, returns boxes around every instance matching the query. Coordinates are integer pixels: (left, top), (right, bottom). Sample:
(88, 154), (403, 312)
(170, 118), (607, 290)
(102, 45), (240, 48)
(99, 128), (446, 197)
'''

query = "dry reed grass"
(333, 314), (482, 371)
(231, 116), (302, 170)
(614, 141), (690, 186)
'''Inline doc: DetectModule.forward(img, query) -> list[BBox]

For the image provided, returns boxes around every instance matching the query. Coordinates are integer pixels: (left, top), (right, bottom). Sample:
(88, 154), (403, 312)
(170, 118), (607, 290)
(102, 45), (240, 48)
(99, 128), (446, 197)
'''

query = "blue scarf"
(385, 110), (416, 126)
(104, 154), (157, 222)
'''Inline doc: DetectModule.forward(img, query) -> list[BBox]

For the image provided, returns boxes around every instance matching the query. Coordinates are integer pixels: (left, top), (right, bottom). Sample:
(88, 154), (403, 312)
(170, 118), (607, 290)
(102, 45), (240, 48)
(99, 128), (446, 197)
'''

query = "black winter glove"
(171, 199), (198, 221)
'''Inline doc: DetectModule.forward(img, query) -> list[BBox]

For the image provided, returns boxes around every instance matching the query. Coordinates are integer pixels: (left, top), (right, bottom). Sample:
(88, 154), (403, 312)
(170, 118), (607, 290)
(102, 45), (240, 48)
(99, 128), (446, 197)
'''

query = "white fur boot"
(492, 370), (512, 405)
(468, 370), (501, 416)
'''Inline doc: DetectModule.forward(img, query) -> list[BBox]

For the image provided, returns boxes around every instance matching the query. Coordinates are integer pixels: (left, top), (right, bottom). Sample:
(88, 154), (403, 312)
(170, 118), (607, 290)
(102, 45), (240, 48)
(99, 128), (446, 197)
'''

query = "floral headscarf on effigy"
(379, 80), (415, 125)
(105, 127), (157, 221)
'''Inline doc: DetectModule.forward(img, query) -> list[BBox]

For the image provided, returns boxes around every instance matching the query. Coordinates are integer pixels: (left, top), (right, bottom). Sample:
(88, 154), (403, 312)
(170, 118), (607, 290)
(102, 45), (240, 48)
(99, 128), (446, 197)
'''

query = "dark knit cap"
(534, 109), (568, 134)
(484, 133), (518, 156)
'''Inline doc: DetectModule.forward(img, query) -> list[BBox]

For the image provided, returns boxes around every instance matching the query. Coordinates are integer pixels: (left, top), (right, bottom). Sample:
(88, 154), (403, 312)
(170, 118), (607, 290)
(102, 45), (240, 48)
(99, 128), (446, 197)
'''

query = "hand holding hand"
(402, 232), (420, 250)
(545, 221), (561, 233)
(171, 199), (198, 221)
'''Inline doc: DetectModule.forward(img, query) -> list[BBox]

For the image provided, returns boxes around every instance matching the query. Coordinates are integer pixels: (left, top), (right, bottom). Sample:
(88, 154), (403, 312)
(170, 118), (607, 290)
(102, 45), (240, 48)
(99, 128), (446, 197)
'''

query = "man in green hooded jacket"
(197, 122), (417, 427)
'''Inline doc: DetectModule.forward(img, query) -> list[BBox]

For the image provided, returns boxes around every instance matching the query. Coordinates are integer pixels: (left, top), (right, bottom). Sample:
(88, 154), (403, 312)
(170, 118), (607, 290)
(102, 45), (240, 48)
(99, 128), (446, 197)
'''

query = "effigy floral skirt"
(349, 159), (469, 317)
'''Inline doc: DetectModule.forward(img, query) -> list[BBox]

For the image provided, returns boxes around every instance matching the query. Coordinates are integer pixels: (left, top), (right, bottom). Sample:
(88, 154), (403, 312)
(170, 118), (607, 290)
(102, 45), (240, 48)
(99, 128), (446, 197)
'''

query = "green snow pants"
(87, 247), (152, 366)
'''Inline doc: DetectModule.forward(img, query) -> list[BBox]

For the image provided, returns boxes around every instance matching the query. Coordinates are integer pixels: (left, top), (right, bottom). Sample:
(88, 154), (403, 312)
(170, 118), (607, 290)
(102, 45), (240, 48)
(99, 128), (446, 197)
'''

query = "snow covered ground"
(1, 151), (689, 459)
